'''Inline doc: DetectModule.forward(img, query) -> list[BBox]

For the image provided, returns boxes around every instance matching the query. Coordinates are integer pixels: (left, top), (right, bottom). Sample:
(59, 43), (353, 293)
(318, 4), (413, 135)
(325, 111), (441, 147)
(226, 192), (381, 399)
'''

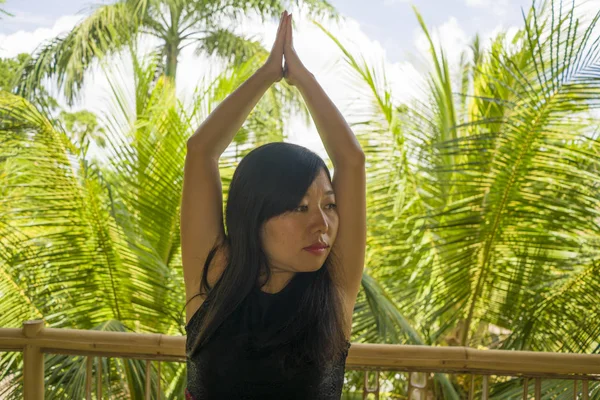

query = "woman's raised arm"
(187, 11), (289, 158)
(282, 13), (364, 166)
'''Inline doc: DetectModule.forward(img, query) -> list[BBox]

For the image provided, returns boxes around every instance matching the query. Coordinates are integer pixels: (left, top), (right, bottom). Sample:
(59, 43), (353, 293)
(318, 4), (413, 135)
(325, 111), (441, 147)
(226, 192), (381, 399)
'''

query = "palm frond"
(15, 2), (140, 105)
(0, 0), (12, 18)
(192, 29), (269, 68)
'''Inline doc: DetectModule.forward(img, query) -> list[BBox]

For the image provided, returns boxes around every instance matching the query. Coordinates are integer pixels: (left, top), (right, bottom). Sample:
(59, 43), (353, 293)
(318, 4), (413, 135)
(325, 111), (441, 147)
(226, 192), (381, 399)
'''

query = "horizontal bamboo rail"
(3, 323), (600, 377)
(1, 320), (599, 399)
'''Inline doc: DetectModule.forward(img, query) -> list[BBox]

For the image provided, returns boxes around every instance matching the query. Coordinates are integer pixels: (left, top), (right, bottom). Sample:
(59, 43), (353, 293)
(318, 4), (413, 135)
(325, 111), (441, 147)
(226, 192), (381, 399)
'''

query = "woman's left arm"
(295, 72), (365, 167)
(281, 13), (364, 166)
(298, 69), (366, 307)
(283, 14), (366, 305)
(295, 66), (367, 306)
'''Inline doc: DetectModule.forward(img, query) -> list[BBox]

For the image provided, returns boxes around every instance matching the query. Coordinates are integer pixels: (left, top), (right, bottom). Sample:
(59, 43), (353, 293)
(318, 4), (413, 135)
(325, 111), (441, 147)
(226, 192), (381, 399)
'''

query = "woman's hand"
(262, 10), (288, 83)
(283, 13), (312, 87)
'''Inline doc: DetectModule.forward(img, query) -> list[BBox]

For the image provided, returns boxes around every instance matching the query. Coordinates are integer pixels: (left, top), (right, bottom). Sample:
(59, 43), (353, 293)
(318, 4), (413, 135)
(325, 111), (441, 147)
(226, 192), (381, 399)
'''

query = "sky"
(0, 0), (539, 63)
(0, 0), (598, 162)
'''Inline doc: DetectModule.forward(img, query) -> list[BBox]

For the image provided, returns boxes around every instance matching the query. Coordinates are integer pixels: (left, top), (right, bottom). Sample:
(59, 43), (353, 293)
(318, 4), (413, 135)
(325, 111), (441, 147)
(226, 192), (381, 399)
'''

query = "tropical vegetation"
(1, 0), (599, 398)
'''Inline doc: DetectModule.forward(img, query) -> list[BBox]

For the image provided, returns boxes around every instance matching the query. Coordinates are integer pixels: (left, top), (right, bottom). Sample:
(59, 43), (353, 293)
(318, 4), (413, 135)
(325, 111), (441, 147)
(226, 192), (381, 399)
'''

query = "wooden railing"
(1, 320), (599, 399)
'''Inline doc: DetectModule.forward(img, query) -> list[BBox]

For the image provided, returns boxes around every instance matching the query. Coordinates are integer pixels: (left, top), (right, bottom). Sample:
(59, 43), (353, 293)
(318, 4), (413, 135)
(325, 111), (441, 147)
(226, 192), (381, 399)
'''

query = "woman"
(181, 10), (366, 399)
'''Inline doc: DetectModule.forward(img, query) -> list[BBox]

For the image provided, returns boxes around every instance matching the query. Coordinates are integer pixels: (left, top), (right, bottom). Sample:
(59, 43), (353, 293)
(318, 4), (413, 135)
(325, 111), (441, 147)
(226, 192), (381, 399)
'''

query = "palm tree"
(3, 0), (600, 398)
(317, 0), (600, 397)
(15, 0), (340, 106)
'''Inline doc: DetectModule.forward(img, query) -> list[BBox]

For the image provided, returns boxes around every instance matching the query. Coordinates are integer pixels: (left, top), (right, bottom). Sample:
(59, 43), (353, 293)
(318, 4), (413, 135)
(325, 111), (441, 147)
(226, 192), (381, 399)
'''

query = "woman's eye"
(294, 204), (337, 212)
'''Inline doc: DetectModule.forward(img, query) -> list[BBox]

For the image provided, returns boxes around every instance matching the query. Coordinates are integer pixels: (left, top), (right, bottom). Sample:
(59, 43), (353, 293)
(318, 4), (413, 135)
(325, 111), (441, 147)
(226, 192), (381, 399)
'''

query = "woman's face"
(260, 168), (339, 273)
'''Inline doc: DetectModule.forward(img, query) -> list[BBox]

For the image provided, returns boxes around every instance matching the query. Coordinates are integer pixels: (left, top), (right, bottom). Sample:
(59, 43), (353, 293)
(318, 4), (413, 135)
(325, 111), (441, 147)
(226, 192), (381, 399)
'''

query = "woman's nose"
(312, 209), (329, 232)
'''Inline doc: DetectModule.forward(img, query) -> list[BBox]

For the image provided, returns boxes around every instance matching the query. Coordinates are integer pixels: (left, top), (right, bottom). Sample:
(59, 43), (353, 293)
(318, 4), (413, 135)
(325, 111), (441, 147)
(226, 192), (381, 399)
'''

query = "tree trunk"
(165, 40), (180, 83)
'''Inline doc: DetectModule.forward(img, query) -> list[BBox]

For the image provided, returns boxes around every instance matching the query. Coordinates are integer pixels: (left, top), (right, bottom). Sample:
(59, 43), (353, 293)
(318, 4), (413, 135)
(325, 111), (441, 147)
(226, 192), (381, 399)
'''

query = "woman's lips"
(303, 247), (328, 254)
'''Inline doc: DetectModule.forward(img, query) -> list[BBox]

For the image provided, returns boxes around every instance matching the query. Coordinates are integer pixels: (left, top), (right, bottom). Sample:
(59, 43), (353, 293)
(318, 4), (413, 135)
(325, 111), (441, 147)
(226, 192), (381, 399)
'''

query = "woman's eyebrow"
(304, 190), (335, 199)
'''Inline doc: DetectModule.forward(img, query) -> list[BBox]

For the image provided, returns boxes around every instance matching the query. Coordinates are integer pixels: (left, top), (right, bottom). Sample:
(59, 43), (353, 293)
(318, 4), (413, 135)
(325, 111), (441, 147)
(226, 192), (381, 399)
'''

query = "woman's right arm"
(181, 66), (276, 320)
(187, 9), (287, 156)
(182, 12), (287, 318)
(186, 66), (276, 157)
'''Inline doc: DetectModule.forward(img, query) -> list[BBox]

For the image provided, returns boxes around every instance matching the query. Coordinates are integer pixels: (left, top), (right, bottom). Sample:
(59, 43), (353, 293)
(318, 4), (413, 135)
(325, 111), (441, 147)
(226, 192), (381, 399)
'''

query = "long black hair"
(185, 142), (349, 372)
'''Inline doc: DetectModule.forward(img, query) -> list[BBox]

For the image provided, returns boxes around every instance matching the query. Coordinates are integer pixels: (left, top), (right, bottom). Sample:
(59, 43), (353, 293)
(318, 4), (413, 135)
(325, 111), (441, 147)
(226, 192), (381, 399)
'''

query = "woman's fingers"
(272, 11), (287, 51)
(286, 14), (293, 47)
(278, 11), (287, 40)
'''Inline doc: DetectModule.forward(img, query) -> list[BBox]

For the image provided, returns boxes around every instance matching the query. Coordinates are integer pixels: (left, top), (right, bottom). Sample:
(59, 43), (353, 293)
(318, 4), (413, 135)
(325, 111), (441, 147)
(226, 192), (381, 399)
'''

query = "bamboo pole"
(362, 370), (379, 399)
(523, 377), (529, 400)
(346, 344), (600, 376)
(86, 356), (92, 399)
(0, 327), (183, 360)
(535, 378), (541, 399)
(582, 379), (589, 400)
(468, 375), (475, 400)
(145, 360), (151, 400)
(408, 372), (426, 400)
(3, 324), (600, 392)
(97, 357), (102, 399)
(0, 328), (22, 351)
(22, 320), (44, 400)
(482, 375), (489, 400)
(157, 361), (161, 400)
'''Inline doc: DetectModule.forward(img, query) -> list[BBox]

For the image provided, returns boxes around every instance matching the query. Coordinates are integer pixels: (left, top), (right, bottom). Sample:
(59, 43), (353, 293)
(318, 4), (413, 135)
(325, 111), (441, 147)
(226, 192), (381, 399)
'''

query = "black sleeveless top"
(184, 271), (351, 400)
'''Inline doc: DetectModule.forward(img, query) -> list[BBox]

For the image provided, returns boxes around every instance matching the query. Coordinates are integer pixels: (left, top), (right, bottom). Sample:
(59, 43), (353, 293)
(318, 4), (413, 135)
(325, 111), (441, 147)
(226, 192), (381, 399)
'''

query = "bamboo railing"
(0, 320), (599, 399)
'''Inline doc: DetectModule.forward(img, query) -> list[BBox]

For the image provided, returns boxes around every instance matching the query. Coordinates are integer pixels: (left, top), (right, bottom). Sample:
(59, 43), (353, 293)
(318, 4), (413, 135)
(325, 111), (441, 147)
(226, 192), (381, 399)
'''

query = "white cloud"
(465, 0), (510, 17)
(383, 0), (410, 6)
(1, 10), (55, 28)
(411, 15), (526, 110)
(0, 15), (84, 57)
(413, 14), (525, 71)
(414, 16), (470, 68)
(474, 0), (600, 59)
(479, 24), (521, 52)
(466, 0), (488, 5)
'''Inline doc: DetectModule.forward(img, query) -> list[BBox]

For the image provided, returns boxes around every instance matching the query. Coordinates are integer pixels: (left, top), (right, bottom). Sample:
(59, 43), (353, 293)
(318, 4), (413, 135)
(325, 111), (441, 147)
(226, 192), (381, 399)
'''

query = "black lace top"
(184, 271), (351, 400)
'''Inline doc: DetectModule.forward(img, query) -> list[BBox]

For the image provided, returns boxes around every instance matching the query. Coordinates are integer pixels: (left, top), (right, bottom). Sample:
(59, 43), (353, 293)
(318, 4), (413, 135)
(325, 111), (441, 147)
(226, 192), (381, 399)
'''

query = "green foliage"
(0, 52), (107, 156)
(59, 109), (106, 148)
(0, 54), (30, 91)
(2, 0), (600, 398)
(314, 0), (600, 397)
